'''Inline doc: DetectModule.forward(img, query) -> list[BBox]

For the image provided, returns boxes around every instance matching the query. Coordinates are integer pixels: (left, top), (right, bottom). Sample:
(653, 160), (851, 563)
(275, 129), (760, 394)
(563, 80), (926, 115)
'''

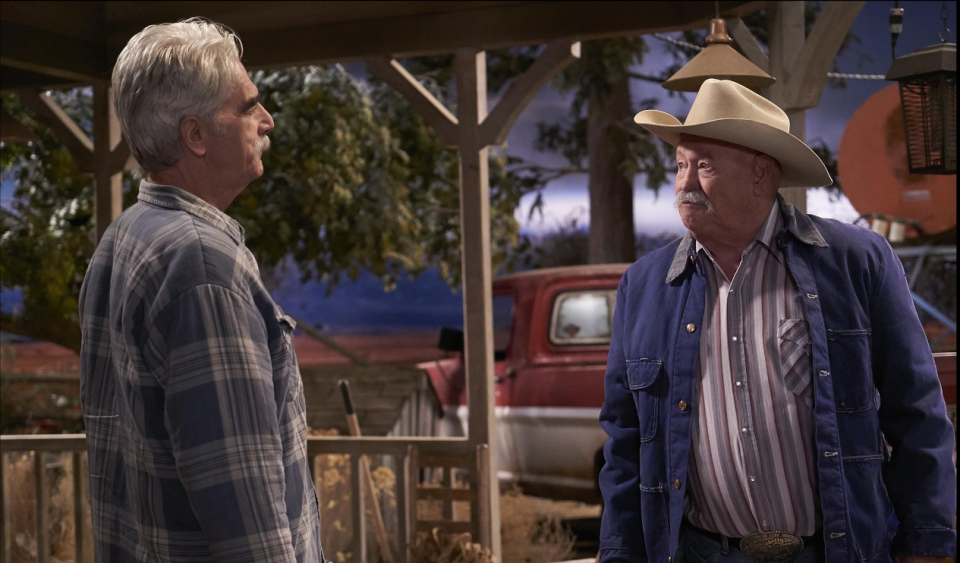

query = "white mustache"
(254, 135), (271, 157)
(675, 190), (713, 211)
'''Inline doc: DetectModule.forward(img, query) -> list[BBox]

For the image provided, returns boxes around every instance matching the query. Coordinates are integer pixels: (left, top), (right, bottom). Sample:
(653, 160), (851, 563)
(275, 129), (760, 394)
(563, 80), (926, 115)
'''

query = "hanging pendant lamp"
(662, 18), (776, 92)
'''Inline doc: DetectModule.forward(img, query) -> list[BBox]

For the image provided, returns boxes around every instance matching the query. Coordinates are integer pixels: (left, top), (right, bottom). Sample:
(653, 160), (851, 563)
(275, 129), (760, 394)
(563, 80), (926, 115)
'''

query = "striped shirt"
(79, 181), (323, 563)
(684, 201), (819, 538)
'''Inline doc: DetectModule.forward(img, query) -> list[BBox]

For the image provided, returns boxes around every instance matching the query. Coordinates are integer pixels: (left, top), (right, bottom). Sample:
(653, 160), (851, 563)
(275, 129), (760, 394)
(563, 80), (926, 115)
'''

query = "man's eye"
(699, 162), (711, 170)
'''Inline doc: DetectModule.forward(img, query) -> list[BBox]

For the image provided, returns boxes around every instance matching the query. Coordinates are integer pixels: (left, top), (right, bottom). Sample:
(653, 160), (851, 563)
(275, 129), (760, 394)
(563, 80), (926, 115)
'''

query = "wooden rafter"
(365, 57), (459, 147)
(17, 90), (94, 173)
(479, 40), (581, 147)
(727, 17), (769, 73)
(785, 0), (866, 109)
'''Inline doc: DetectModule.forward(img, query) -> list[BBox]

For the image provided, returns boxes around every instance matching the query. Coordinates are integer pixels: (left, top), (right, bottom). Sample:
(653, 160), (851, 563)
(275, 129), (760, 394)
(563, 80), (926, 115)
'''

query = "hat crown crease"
(686, 79), (790, 132)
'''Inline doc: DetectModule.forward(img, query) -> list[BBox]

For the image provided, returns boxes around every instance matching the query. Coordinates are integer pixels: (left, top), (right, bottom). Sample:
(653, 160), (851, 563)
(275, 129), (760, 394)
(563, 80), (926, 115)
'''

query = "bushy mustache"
(674, 190), (713, 211)
(254, 135), (271, 157)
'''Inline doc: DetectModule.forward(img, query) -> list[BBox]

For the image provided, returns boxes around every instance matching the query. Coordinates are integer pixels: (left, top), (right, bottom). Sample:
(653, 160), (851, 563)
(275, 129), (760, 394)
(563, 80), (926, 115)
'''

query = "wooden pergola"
(1, 2), (863, 559)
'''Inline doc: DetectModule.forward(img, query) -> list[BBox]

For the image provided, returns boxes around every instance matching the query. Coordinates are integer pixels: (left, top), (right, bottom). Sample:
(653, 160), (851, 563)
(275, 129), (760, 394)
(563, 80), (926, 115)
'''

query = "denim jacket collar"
(665, 193), (829, 284)
(137, 180), (245, 244)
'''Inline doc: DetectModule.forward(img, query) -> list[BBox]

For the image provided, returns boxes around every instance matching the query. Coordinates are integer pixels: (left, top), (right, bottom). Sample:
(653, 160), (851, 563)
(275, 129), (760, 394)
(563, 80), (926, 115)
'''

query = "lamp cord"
(890, 1), (903, 61)
(940, 1), (952, 42)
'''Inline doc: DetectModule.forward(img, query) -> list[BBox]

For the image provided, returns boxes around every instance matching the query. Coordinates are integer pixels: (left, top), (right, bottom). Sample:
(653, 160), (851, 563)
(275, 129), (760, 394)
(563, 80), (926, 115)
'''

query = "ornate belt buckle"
(740, 531), (804, 563)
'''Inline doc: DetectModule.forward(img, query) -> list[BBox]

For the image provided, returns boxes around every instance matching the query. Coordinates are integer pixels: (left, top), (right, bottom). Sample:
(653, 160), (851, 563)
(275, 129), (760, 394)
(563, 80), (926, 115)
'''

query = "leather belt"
(683, 519), (822, 563)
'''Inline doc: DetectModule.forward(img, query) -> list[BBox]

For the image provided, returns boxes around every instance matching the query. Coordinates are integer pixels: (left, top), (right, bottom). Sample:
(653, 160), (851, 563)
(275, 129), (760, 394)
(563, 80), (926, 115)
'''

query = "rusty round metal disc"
(739, 531), (804, 563)
(837, 83), (957, 237)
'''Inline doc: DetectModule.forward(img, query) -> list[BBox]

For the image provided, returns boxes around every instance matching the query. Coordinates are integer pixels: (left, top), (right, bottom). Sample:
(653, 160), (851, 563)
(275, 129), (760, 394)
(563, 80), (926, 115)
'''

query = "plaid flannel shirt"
(79, 181), (323, 563)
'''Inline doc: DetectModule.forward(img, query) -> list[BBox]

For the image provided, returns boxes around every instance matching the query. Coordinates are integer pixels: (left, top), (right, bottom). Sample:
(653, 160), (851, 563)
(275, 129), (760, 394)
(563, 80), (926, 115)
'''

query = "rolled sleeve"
(155, 284), (297, 563)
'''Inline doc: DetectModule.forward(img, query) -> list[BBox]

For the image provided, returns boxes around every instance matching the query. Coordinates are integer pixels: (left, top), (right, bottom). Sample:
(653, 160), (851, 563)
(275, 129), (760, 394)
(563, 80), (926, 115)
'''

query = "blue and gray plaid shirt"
(79, 180), (323, 563)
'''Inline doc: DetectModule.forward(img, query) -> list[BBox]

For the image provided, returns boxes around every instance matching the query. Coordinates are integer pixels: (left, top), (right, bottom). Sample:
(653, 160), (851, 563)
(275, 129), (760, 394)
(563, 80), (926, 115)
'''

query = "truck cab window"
(549, 290), (617, 346)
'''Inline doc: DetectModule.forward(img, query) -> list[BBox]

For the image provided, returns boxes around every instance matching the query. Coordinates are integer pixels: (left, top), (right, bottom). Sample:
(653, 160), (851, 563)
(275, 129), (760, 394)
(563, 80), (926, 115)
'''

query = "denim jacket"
(599, 196), (956, 563)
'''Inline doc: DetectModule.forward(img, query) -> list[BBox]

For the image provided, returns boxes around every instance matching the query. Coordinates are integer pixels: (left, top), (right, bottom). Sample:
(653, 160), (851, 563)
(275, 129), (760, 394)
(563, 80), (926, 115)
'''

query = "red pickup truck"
(418, 264), (958, 502)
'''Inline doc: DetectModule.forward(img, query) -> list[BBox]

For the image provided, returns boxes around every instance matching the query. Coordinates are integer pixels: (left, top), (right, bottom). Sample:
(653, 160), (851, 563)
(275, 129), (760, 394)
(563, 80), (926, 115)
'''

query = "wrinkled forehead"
(676, 133), (755, 158)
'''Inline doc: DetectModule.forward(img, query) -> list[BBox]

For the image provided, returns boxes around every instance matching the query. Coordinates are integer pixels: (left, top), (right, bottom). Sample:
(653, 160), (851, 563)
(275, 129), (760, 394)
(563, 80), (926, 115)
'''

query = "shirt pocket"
(778, 318), (813, 406)
(626, 359), (663, 443)
(274, 307), (305, 407)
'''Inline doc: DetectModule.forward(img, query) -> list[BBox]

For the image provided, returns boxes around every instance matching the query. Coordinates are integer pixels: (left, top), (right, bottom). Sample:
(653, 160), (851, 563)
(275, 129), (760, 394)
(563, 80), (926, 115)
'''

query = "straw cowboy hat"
(634, 78), (832, 188)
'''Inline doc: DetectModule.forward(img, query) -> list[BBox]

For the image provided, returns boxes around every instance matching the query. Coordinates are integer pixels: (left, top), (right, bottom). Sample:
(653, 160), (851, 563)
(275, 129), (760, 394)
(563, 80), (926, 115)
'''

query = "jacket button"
(679, 400), (688, 411)
(686, 323), (696, 333)
(674, 479), (681, 489)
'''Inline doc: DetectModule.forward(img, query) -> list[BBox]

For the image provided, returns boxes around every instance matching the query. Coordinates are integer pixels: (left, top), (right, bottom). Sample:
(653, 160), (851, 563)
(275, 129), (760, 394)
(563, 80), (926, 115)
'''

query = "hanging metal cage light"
(885, 1), (956, 177)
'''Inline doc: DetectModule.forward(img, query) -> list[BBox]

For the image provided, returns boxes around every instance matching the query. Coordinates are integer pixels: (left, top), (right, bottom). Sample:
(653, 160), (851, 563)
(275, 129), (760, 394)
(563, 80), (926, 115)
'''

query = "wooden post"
(93, 85), (123, 243)
(35, 452), (49, 563)
(758, 1), (865, 213)
(366, 42), (578, 559)
(766, 0), (807, 212)
(351, 454), (368, 563)
(453, 47), (502, 558)
(73, 452), (85, 563)
(396, 445), (417, 563)
(1, 452), (9, 563)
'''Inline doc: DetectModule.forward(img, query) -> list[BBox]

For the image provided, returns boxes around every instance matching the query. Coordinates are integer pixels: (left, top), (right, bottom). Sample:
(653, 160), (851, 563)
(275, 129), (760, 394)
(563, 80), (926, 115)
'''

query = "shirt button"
(686, 323), (697, 333)
(741, 427), (748, 433)
(736, 381), (743, 387)
(732, 336), (738, 341)
(679, 400), (688, 411)
(674, 479), (681, 489)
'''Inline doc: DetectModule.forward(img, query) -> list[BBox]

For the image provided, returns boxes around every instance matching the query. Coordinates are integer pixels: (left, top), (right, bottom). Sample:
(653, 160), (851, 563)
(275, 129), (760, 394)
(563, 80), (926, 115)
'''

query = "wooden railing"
(1, 435), (485, 563)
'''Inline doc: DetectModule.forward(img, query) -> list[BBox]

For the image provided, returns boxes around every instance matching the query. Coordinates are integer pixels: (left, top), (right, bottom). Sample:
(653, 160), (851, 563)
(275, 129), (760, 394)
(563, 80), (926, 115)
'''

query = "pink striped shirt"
(684, 202), (820, 537)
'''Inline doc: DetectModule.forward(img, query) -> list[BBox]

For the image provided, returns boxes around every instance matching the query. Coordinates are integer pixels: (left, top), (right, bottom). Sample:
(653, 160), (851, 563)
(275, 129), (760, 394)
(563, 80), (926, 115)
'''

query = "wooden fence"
(0, 435), (488, 563)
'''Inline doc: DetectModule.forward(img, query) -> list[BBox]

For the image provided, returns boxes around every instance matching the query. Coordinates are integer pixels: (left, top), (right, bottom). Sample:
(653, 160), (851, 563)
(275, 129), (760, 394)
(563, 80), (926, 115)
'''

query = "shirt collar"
(695, 200), (783, 263)
(665, 193), (828, 284)
(137, 180), (245, 244)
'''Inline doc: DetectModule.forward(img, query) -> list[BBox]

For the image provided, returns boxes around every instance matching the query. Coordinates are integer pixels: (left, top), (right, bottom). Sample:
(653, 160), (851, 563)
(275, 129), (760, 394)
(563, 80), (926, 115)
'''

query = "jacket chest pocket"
(626, 359), (664, 442)
(826, 328), (875, 412)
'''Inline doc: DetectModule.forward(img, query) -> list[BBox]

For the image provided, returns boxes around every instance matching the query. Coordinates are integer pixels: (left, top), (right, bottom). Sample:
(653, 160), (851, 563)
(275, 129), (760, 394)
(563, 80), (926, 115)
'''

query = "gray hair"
(112, 17), (244, 173)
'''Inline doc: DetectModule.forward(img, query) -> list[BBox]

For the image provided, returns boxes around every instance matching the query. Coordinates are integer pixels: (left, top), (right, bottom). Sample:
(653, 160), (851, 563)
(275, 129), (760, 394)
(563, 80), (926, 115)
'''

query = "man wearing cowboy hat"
(598, 79), (955, 563)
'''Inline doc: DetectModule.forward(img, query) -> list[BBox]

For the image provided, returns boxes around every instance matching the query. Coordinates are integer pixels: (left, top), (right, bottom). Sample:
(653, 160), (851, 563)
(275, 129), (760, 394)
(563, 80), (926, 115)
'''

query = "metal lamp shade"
(886, 42), (957, 175)
(662, 19), (776, 92)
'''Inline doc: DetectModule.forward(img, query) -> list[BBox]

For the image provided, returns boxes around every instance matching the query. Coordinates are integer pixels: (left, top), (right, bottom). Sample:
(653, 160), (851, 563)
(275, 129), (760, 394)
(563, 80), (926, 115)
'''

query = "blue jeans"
(679, 524), (825, 563)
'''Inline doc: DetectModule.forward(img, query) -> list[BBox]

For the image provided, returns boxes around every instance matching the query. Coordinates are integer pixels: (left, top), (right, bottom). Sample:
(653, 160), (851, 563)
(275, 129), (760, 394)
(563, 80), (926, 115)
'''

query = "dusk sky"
(2, 1), (956, 333)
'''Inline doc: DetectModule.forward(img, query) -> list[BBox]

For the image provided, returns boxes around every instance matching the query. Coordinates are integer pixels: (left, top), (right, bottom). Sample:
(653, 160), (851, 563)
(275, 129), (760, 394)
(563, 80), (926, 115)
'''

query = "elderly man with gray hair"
(78, 18), (323, 563)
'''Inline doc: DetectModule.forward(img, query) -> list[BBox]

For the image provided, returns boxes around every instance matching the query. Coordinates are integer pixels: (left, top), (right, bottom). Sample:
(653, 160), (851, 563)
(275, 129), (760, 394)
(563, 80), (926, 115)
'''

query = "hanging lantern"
(885, 41), (956, 174)
(662, 18), (776, 92)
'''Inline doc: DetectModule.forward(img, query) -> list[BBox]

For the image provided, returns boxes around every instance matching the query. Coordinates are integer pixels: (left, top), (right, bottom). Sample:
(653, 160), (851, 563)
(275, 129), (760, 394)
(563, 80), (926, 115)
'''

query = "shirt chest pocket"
(274, 308), (305, 407)
(626, 359), (663, 443)
(778, 318), (813, 406)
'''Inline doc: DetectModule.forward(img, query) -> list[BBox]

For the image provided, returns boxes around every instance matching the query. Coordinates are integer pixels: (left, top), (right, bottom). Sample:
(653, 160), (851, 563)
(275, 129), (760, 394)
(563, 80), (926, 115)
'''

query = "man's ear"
(180, 116), (206, 158)
(753, 154), (776, 196)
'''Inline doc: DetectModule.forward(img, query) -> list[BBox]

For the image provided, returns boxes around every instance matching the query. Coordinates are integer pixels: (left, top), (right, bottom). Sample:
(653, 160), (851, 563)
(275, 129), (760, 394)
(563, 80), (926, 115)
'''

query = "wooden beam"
(0, 66), (83, 95)
(365, 57), (459, 147)
(93, 85), (122, 243)
(479, 40), (581, 147)
(18, 90), (94, 173)
(226, 2), (765, 70)
(0, 21), (110, 85)
(785, 1), (866, 109)
(727, 18), (769, 73)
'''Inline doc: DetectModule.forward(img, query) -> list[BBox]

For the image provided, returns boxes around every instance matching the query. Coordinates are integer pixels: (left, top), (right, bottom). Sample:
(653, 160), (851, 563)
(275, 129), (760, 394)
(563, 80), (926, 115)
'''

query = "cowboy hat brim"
(634, 109), (832, 189)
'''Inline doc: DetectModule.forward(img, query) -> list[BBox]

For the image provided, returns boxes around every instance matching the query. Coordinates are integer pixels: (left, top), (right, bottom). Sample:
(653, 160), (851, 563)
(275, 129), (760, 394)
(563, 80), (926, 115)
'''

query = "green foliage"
(1, 64), (538, 348)
(0, 90), (142, 352)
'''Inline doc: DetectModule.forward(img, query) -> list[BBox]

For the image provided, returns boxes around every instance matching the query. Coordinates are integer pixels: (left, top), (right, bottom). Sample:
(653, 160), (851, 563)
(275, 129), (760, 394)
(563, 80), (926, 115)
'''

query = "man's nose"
(261, 107), (275, 134)
(676, 168), (699, 192)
